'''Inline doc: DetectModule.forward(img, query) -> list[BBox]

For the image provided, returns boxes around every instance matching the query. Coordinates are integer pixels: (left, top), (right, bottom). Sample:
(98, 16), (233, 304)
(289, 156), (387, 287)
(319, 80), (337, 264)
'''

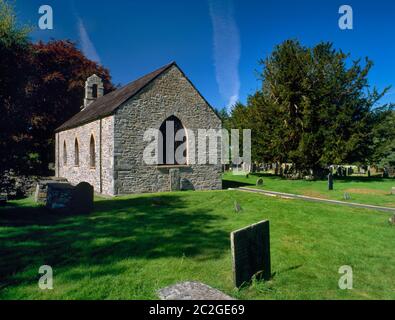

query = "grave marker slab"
(231, 220), (271, 288)
(157, 281), (234, 300)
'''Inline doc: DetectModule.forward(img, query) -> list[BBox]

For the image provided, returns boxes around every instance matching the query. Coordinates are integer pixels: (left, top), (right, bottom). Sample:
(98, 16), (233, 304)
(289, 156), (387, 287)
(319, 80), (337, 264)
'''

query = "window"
(63, 141), (67, 165)
(74, 138), (79, 166)
(159, 115), (187, 165)
(92, 84), (98, 98)
(90, 135), (96, 168)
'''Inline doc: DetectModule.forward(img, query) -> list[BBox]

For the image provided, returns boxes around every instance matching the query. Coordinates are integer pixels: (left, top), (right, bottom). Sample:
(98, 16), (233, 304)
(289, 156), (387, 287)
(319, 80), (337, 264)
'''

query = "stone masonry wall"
(55, 116), (114, 195)
(113, 65), (222, 194)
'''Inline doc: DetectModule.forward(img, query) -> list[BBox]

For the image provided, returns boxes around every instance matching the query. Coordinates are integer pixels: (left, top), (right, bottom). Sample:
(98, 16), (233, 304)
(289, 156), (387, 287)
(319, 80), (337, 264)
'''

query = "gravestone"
(389, 215), (395, 225)
(256, 178), (264, 186)
(343, 192), (351, 201)
(234, 200), (242, 213)
(34, 178), (68, 203)
(169, 169), (180, 191)
(391, 187), (395, 195)
(72, 182), (94, 214)
(231, 220), (271, 288)
(46, 183), (74, 211)
(328, 173), (334, 191)
(157, 281), (234, 300)
(46, 182), (93, 214)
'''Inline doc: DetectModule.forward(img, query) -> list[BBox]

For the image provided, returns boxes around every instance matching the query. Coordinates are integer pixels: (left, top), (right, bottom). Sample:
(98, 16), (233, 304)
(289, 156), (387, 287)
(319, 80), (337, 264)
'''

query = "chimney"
(83, 74), (104, 109)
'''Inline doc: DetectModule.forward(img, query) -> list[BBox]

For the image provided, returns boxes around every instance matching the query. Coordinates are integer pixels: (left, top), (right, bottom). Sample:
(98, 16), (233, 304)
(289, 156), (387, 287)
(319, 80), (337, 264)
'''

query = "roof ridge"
(56, 61), (176, 132)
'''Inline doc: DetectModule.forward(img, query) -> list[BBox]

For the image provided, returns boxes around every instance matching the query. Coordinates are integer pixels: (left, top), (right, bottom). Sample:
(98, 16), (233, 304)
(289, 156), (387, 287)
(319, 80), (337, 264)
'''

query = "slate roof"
(56, 61), (176, 132)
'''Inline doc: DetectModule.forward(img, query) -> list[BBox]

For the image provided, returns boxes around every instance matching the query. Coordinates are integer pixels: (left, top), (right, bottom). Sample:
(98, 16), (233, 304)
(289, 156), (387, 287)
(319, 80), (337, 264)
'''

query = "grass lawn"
(223, 173), (395, 207)
(1, 190), (395, 300)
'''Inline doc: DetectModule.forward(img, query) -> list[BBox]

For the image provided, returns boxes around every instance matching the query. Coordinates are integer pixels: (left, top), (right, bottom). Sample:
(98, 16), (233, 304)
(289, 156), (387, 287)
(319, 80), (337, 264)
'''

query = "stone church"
(55, 62), (222, 196)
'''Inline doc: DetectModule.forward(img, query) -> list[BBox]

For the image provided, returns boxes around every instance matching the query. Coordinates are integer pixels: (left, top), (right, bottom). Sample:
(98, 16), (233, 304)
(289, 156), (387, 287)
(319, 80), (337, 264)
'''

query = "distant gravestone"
(234, 200), (242, 213)
(72, 182), (94, 214)
(169, 169), (180, 191)
(391, 187), (395, 195)
(389, 215), (395, 225)
(328, 173), (334, 191)
(231, 220), (271, 288)
(343, 192), (351, 201)
(256, 178), (264, 186)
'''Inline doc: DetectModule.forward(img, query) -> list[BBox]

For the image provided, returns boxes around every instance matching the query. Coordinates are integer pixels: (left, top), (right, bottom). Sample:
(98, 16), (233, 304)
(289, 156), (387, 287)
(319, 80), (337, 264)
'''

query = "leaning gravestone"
(231, 220), (271, 288)
(256, 178), (264, 186)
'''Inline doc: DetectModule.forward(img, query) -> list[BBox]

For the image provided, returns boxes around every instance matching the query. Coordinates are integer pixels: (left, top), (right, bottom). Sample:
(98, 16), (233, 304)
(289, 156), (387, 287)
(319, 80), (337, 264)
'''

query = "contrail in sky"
(77, 17), (101, 64)
(209, 0), (241, 111)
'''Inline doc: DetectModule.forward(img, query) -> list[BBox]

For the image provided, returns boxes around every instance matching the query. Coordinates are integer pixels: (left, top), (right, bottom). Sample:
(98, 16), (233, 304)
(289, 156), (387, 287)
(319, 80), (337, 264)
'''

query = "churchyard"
(224, 173), (395, 208)
(1, 178), (395, 300)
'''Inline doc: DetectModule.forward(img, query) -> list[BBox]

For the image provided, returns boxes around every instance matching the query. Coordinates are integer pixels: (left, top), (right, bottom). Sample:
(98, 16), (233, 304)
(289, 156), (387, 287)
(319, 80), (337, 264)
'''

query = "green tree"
(0, 1), (115, 178)
(231, 40), (392, 176)
(0, 0), (33, 176)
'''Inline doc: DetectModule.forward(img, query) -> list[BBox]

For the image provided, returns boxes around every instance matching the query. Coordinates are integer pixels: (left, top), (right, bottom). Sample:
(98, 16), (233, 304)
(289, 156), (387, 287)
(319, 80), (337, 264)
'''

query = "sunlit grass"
(223, 173), (395, 207)
(1, 189), (394, 300)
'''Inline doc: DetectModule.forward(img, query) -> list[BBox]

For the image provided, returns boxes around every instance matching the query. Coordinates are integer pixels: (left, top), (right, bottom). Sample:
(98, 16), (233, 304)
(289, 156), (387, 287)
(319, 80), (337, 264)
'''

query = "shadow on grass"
(0, 194), (229, 288)
(222, 180), (253, 189)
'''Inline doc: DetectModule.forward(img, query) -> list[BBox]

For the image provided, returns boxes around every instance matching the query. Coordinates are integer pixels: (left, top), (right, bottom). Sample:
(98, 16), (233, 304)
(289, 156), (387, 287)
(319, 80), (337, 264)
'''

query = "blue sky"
(16, 0), (395, 110)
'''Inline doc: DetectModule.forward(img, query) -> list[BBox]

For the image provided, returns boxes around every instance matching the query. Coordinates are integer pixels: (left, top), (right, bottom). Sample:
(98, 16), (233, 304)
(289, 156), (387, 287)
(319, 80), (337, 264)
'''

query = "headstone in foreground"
(231, 220), (271, 288)
(389, 215), (395, 225)
(157, 281), (234, 300)
(328, 173), (334, 191)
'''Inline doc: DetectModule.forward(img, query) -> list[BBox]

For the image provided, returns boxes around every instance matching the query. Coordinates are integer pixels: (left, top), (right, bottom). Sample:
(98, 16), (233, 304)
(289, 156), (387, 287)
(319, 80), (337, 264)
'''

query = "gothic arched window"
(159, 115), (187, 165)
(90, 135), (96, 168)
(63, 141), (67, 165)
(74, 138), (79, 166)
